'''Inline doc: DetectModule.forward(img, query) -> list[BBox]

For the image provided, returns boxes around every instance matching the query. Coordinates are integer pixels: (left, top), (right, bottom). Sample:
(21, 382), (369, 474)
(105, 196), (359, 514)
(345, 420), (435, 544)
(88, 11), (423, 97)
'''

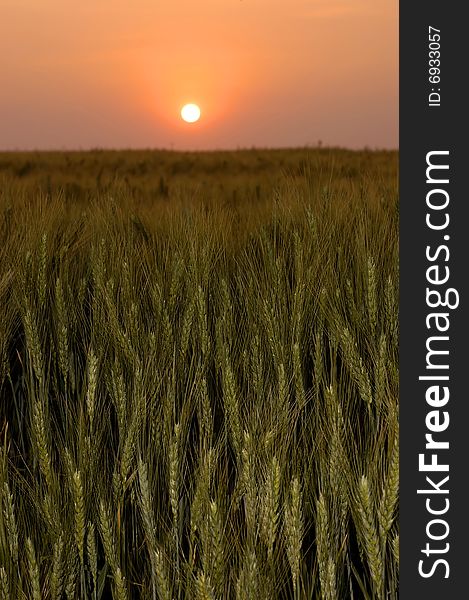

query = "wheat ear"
(0, 567), (9, 600)
(357, 475), (383, 599)
(26, 537), (41, 600)
(2, 481), (19, 567)
(285, 477), (303, 598)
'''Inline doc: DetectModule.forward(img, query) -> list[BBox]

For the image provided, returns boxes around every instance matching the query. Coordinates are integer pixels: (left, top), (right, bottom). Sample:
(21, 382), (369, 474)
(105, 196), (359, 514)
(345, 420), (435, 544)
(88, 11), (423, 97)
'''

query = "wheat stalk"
(199, 377), (213, 447)
(23, 306), (44, 383)
(169, 255), (183, 314)
(392, 534), (399, 566)
(180, 294), (195, 359)
(65, 547), (79, 600)
(236, 550), (260, 600)
(37, 232), (47, 308)
(207, 499), (225, 595)
(220, 278), (233, 334)
(263, 299), (281, 366)
(277, 361), (288, 414)
(154, 548), (172, 600)
(55, 277), (69, 385)
(120, 404), (141, 486)
(99, 498), (118, 573)
(313, 329), (324, 394)
(72, 470), (86, 565)
(285, 477), (303, 598)
(110, 359), (127, 437)
(292, 342), (306, 409)
(114, 567), (129, 600)
(190, 448), (213, 540)
(366, 255), (378, 331)
(196, 285), (210, 359)
(195, 571), (215, 600)
(374, 333), (387, 408)
(26, 537), (41, 600)
(241, 431), (257, 537)
(327, 395), (348, 546)
(260, 455), (281, 561)
(250, 332), (262, 399)
(2, 481), (19, 567)
(169, 423), (181, 533)
(222, 360), (242, 459)
(325, 557), (337, 600)
(161, 302), (174, 357)
(87, 523), (98, 599)
(0, 567), (9, 600)
(345, 277), (358, 323)
(378, 432), (399, 542)
(385, 274), (397, 337)
(357, 475), (383, 599)
(50, 534), (64, 600)
(86, 348), (98, 427)
(138, 458), (156, 546)
(316, 493), (330, 599)
(32, 396), (53, 489)
(340, 328), (372, 404)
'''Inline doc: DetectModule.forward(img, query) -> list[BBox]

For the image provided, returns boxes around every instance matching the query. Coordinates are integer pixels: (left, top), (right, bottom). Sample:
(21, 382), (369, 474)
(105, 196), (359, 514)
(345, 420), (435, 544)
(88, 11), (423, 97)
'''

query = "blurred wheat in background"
(0, 148), (398, 599)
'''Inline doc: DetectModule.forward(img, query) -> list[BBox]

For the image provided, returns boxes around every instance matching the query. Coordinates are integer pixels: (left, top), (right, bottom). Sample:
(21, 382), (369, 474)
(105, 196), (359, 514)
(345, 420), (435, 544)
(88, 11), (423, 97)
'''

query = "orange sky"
(0, 0), (398, 150)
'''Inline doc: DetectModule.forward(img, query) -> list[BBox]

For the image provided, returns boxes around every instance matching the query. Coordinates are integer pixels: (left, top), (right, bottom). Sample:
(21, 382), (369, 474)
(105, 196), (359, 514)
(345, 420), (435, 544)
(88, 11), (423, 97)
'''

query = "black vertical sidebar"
(400, 2), (466, 598)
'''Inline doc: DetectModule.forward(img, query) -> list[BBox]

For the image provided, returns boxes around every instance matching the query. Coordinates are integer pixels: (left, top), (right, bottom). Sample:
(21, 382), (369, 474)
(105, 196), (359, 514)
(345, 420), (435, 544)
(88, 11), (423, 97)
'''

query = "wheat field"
(0, 148), (398, 599)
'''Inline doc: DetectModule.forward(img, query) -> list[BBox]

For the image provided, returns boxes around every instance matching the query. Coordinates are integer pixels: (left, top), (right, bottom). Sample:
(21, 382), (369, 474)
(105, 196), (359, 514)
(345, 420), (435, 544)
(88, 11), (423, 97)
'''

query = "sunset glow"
(0, 0), (398, 150)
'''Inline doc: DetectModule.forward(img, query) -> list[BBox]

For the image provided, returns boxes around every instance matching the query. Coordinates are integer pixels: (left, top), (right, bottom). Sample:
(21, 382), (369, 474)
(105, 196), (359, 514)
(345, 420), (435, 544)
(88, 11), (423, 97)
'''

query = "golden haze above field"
(1, 1), (397, 149)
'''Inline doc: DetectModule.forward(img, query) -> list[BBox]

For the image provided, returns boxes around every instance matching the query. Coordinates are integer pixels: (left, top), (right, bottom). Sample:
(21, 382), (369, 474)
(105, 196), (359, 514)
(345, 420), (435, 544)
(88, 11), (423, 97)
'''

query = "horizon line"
(0, 144), (399, 154)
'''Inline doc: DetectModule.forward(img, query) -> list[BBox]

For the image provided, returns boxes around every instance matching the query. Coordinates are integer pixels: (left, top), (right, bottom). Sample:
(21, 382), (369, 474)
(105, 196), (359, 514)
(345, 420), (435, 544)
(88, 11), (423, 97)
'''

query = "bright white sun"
(181, 103), (201, 123)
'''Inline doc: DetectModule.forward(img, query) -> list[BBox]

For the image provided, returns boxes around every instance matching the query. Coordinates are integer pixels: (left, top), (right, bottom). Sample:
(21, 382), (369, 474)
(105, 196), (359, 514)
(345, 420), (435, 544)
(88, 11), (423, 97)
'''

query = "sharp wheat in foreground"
(0, 149), (398, 599)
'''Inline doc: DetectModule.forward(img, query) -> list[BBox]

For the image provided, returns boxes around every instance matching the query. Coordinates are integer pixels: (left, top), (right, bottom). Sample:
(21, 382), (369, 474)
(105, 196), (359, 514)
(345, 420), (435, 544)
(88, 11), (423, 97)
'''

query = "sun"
(181, 103), (201, 123)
